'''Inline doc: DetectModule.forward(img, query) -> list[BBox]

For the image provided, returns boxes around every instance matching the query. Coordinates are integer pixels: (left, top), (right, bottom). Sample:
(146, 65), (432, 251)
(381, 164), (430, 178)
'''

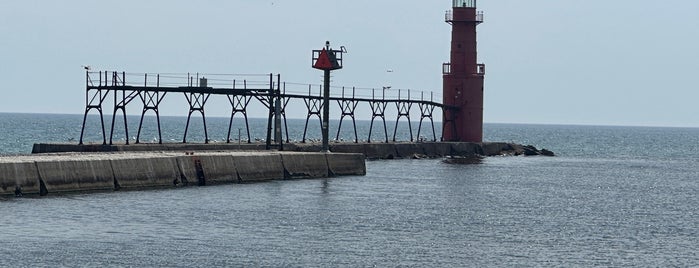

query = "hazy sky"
(1, 0), (698, 127)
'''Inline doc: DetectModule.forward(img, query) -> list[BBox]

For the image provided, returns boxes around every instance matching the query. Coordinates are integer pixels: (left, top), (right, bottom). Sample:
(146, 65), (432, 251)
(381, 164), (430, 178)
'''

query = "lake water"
(0, 113), (697, 267)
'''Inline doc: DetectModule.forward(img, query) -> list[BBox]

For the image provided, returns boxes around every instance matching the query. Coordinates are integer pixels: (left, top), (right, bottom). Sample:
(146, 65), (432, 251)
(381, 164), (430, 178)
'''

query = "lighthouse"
(442, 0), (485, 142)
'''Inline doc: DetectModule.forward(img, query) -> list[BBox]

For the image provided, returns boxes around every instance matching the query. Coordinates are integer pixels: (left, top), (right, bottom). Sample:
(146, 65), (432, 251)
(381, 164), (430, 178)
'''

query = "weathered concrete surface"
(0, 161), (40, 196)
(175, 156), (199, 186)
(361, 143), (398, 159)
(1, 151), (366, 197)
(422, 142), (452, 157)
(450, 143), (484, 156)
(197, 155), (238, 185)
(282, 153), (328, 179)
(481, 142), (512, 156)
(327, 143), (365, 155)
(110, 156), (180, 189)
(326, 153), (366, 176)
(232, 153), (285, 182)
(394, 143), (426, 158)
(36, 159), (114, 193)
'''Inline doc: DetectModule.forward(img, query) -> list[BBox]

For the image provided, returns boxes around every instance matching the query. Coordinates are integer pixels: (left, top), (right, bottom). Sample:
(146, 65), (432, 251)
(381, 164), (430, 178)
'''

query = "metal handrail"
(445, 10), (484, 23)
(453, 0), (476, 8)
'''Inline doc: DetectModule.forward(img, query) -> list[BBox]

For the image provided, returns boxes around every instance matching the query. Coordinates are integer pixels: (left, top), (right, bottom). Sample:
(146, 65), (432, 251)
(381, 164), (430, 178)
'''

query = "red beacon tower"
(443, 0), (485, 142)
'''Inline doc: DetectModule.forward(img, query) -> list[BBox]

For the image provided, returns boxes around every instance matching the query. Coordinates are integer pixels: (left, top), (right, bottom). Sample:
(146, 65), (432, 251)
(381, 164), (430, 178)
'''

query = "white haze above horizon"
(1, 0), (698, 128)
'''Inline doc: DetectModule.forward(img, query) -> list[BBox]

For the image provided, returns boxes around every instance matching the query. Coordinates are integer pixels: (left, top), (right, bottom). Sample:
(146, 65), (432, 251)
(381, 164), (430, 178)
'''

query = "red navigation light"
(313, 48), (343, 71)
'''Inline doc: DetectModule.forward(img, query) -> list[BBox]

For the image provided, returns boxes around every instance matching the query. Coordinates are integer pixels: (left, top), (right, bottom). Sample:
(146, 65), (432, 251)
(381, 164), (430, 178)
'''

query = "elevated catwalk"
(80, 71), (447, 148)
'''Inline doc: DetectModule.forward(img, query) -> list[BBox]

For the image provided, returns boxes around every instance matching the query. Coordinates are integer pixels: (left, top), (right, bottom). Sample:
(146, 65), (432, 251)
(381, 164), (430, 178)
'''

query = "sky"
(1, 0), (698, 127)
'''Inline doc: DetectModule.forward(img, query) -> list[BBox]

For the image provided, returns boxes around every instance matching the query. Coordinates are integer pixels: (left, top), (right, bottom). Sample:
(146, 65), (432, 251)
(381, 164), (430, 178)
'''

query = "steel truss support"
(368, 101), (389, 143)
(278, 95), (292, 143)
(110, 72), (147, 145)
(393, 91), (414, 142)
(250, 92), (274, 145)
(249, 74), (279, 150)
(136, 90), (167, 144)
(183, 92), (211, 143)
(302, 85), (323, 143)
(79, 71), (110, 145)
(417, 103), (438, 142)
(335, 87), (359, 143)
(110, 87), (138, 145)
(277, 82), (299, 143)
(368, 88), (389, 143)
(226, 94), (253, 143)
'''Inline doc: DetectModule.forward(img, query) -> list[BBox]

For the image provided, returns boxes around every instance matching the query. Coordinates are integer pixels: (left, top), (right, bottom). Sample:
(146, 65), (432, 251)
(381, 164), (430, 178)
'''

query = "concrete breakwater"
(0, 151), (365, 196)
(295, 142), (554, 159)
(33, 142), (554, 159)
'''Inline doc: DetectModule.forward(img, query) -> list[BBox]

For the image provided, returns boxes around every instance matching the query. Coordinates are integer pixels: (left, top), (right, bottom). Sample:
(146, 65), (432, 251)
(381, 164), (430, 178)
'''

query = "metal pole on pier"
(312, 41), (345, 152)
(321, 69), (331, 151)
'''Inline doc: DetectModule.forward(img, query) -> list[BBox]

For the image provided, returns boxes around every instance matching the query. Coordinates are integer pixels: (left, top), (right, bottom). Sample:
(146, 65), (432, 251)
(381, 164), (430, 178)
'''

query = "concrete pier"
(5, 142), (553, 196)
(1, 151), (366, 196)
(32, 142), (554, 159)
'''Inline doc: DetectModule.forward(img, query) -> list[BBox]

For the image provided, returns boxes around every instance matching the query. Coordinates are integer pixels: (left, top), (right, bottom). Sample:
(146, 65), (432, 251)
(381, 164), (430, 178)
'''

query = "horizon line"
(1, 111), (697, 130)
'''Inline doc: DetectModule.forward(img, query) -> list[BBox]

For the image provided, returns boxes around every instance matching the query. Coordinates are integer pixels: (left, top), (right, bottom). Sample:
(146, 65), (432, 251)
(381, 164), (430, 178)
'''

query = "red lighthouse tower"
(443, 0), (485, 142)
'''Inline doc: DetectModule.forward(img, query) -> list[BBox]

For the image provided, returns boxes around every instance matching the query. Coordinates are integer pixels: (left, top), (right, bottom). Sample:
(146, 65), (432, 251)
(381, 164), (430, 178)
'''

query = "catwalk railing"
(79, 71), (446, 148)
